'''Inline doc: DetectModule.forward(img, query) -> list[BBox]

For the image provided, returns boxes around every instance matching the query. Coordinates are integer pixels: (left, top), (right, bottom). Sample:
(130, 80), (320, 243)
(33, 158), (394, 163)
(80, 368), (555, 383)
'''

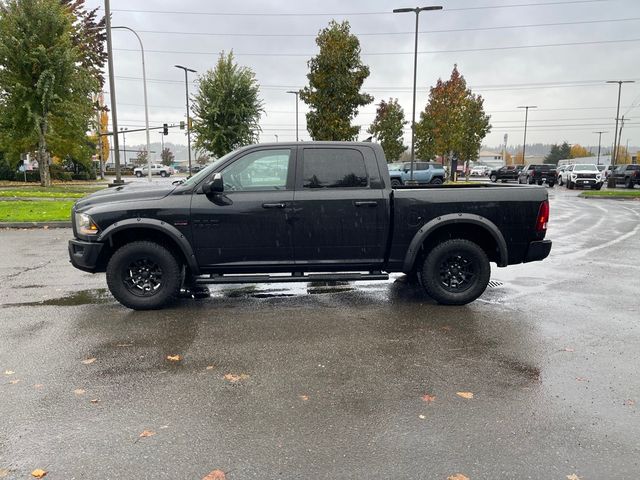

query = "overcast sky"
(90, 0), (640, 157)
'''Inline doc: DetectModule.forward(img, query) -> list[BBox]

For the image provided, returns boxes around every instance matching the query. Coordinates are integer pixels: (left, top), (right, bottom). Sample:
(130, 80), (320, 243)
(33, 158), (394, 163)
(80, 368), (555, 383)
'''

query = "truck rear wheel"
(420, 239), (490, 305)
(106, 241), (182, 310)
(391, 178), (402, 187)
(490, 174), (497, 182)
(430, 177), (443, 185)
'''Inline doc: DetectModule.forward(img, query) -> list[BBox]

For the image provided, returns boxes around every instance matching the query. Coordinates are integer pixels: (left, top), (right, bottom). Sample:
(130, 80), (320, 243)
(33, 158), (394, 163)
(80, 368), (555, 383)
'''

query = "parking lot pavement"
(1, 189), (639, 479)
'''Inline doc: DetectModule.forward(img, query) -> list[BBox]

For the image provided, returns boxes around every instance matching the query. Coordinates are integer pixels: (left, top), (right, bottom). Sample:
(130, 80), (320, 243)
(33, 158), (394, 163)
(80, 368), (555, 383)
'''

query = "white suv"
(134, 164), (173, 177)
(565, 164), (603, 190)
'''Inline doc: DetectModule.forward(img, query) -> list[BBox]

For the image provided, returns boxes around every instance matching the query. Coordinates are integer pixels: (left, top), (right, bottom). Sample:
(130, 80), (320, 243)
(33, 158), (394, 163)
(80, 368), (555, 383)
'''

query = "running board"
(195, 272), (389, 285)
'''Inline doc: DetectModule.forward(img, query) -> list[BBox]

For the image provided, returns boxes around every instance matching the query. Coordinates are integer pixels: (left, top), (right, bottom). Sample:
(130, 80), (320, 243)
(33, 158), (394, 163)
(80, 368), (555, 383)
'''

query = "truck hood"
(75, 183), (176, 210)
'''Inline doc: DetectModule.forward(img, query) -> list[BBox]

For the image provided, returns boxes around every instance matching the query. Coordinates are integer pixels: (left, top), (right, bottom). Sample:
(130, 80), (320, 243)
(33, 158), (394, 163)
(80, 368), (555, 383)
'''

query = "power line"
(111, 1), (607, 17)
(133, 16), (639, 38)
(113, 37), (640, 57)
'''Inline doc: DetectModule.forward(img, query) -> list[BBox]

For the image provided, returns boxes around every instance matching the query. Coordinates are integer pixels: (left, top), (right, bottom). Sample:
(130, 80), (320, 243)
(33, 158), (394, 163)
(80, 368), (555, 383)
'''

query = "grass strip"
(580, 189), (640, 198)
(0, 200), (75, 222)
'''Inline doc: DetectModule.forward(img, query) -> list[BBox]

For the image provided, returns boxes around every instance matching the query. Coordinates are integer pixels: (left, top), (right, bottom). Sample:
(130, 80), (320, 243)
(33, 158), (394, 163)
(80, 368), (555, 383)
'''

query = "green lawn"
(0, 190), (86, 199)
(0, 200), (75, 222)
(580, 189), (640, 198)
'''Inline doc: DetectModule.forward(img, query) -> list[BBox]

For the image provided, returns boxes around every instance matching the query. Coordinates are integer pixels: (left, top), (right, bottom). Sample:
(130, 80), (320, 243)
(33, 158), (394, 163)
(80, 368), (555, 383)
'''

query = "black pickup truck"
(69, 142), (551, 310)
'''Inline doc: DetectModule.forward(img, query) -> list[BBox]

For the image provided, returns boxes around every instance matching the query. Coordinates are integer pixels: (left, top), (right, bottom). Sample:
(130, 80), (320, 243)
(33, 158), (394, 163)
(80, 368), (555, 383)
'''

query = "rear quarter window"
(302, 148), (368, 188)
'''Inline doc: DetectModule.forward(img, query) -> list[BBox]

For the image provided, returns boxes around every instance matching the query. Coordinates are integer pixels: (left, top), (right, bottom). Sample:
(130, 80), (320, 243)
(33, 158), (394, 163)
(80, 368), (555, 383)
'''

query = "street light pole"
(593, 131), (606, 165)
(121, 127), (128, 166)
(606, 80), (634, 167)
(112, 26), (152, 182)
(103, 0), (122, 184)
(393, 5), (443, 184)
(518, 105), (537, 164)
(286, 91), (299, 141)
(175, 65), (197, 176)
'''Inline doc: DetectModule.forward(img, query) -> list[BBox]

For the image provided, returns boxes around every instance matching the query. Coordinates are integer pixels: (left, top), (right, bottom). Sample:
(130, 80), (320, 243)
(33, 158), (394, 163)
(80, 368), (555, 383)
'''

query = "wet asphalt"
(0, 187), (638, 479)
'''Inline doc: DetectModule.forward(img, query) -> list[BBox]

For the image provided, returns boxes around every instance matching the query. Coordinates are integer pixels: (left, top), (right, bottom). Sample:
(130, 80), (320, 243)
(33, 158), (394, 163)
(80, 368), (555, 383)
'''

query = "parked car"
(388, 161), (445, 186)
(133, 163), (173, 177)
(602, 164), (617, 180)
(69, 141), (551, 310)
(610, 164), (640, 188)
(489, 165), (523, 183)
(518, 164), (556, 187)
(564, 164), (603, 190)
(470, 165), (488, 176)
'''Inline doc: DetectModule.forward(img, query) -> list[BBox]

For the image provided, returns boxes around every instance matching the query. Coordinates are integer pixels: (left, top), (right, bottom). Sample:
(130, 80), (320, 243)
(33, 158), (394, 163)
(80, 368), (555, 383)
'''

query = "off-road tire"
(106, 241), (182, 310)
(135, 171), (143, 177)
(420, 239), (490, 305)
(391, 178), (402, 188)
(160, 171), (167, 177)
(625, 177), (634, 189)
(568, 181), (574, 190)
(430, 177), (443, 185)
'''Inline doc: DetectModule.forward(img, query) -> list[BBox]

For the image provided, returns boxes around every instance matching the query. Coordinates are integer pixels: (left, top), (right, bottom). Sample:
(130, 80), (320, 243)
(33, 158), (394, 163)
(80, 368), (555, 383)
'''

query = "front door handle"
(262, 202), (286, 209)
(354, 201), (378, 207)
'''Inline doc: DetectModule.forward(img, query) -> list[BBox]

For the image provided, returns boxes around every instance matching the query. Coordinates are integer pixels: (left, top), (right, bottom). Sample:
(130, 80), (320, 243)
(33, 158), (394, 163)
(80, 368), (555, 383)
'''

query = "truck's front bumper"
(524, 240), (552, 263)
(68, 239), (103, 273)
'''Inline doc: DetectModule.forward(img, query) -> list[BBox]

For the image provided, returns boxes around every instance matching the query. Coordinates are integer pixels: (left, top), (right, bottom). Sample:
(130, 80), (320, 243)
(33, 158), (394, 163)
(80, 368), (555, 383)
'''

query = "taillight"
(536, 200), (549, 232)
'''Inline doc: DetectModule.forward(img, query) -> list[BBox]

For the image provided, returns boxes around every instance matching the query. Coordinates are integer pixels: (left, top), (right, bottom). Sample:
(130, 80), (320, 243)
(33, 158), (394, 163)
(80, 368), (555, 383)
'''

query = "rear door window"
(301, 149), (368, 188)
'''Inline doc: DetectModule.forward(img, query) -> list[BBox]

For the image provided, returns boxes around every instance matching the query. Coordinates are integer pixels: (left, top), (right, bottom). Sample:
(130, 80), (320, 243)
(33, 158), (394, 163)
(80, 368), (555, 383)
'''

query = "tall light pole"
(593, 131), (606, 165)
(286, 90), (299, 141)
(104, 0), (122, 184)
(518, 105), (537, 164)
(112, 26), (152, 182)
(175, 65), (197, 176)
(393, 5), (443, 184)
(120, 127), (128, 166)
(606, 80), (634, 167)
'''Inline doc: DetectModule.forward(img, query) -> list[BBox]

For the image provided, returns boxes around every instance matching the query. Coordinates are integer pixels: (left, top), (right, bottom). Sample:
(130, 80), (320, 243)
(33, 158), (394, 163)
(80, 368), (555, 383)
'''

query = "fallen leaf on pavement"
(81, 358), (96, 365)
(563, 347), (575, 352)
(0, 468), (10, 477)
(418, 414), (426, 420)
(31, 469), (47, 478)
(441, 326), (452, 332)
(575, 377), (588, 382)
(166, 355), (181, 362)
(624, 399), (635, 406)
(206, 365), (215, 370)
(224, 373), (249, 383)
(448, 474), (469, 480)
(116, 343), (134, 347)
(299, 395), (309, 401)
(90, 398), (100, 404)
(202, 470), (226, 480)
(421, 394), (436, 403)
(34, 384), (44, 389)
(3, 370), (14, 375)
(566, 474), (581, 480)
(73, 389), (86, 395)
(456, 392), (474, 399)
(9, 379), (20, 385)
(139, 430), (156, 438)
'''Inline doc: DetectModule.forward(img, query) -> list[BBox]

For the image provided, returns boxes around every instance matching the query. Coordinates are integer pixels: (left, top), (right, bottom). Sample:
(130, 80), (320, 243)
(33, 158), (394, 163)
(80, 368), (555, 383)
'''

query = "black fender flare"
(402, 213), (509, 272)
(97, 218), (199, 274)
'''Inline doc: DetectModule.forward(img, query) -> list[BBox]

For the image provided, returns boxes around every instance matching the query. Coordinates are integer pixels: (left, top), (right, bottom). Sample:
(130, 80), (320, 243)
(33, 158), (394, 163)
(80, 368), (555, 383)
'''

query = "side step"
(195, 272), (389, 285)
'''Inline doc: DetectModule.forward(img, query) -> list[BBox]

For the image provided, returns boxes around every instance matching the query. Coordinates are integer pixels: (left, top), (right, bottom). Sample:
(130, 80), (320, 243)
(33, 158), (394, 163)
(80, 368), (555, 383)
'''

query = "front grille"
(577, 173), (596, 178)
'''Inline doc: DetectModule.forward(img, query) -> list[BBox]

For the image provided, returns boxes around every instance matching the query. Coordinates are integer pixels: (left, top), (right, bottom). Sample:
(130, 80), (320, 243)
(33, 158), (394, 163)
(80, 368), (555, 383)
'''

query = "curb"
(0, 221), (72, 229)
(579, 194), (640, 200)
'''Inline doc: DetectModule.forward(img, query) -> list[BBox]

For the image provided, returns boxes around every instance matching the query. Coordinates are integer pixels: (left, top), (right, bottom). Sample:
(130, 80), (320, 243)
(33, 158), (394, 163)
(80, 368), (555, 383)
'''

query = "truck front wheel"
(420, 239), (490, 305)
(106, 241), (182, 310)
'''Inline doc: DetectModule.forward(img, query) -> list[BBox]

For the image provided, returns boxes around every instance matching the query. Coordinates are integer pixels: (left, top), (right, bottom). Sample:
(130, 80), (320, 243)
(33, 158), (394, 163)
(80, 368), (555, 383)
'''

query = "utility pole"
(617, 116), (628, 162)
(606, 80), (634, 166)
(393, 5), (443, 184)
(104, 0), (122, 184)
(286, 91), (299, 141)
(518, 105), (537, 164)
(503, 133), (508, 165)
(593, 131), (606, 165)
(175, 65), (196, 177)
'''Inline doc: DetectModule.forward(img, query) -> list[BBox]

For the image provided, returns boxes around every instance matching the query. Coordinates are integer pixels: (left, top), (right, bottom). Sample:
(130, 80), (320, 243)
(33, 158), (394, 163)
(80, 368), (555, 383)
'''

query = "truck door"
(292, 146), (387, 267)
(190, 147), (295, 269)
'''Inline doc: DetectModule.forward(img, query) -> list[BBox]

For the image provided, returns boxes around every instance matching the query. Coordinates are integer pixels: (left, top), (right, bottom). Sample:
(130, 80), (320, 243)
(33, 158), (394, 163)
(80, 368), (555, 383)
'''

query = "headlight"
(571, 174), (577, 179)
(596, 174), (601, 180)
(75, 212), (99, 235)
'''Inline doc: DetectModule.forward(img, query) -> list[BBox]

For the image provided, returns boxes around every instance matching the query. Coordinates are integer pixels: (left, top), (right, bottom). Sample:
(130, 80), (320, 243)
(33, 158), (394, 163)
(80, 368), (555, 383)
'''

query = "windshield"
(180, 151), (235, 187)
(573, 164), (598, 172)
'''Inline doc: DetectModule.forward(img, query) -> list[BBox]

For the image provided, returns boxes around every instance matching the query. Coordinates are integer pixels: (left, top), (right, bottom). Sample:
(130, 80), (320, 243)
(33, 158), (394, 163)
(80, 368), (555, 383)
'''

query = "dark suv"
(518, 164), (556, 187)
(489, 165), (523, 183)
(611, 164), (640, 188)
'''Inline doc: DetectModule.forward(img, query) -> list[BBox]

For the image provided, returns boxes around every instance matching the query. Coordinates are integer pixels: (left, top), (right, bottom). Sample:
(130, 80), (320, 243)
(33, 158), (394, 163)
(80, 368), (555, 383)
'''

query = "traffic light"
(179, 121), (185, 130)
(163, 123), (168, 135)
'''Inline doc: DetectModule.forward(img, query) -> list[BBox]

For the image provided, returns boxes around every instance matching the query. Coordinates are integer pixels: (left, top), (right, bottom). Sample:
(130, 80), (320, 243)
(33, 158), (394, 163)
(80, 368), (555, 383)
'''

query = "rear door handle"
(262, 202), (286, 209)
(354, 201), (378, 207)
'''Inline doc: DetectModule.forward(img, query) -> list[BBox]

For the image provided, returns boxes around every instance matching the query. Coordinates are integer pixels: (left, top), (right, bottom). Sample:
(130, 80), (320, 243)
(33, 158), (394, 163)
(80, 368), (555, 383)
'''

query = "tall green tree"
(191, 52), (264, 158)
(0, 0), (102, 186)
(544, 142), (572, 163)
(300, 20), (373, 141)
(160, 147), (175, 166)
(367, 99), (407, 162)
(415, 65), (491, 166)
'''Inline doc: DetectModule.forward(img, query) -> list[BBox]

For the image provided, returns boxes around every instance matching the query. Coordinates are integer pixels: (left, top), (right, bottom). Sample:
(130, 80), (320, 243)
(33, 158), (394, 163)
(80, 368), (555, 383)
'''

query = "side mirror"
(203, 173), (224, 194)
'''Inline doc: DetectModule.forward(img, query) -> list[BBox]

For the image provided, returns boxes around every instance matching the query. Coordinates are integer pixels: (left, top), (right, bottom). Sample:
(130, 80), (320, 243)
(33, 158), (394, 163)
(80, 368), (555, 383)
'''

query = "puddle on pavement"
(307, 281), (354, 295)
(219, 281), (355, 298)
(3, 288), (112, 307)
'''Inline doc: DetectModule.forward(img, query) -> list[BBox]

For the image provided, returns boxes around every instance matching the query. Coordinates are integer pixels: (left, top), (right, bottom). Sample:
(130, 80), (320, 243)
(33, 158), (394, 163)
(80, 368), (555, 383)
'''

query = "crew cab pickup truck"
(69, 142), (552, 310)
(133, 163), (173, 177)
(610, 164), (640, 188)
(518, 164), (556, 187)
